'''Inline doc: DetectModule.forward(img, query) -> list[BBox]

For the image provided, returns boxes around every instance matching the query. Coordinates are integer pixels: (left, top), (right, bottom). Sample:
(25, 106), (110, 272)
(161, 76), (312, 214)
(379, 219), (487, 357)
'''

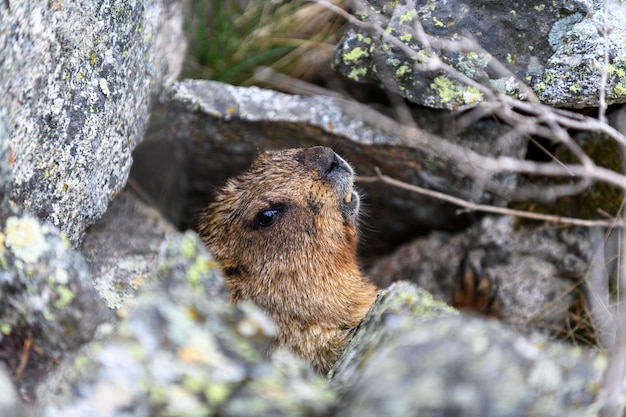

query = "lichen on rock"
(0, 212), (103, 359)
(38, 232), (336, 417)
(1, 0), (185, 245)
(333, 0), (626, 109)
(331, 282), (611, 417)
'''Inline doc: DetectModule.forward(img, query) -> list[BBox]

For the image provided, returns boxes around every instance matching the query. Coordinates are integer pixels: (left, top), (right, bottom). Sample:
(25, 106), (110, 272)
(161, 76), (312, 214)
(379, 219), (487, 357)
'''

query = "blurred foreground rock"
(0, 210), (105, 398)
(36, 233), (335, 417)
(331, 282), (611, 417)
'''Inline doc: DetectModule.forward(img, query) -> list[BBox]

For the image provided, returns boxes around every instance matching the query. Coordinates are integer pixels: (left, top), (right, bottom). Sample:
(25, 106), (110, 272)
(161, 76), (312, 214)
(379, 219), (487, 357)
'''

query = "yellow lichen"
(55, 286), (75, 309)
(399, 9), (416, 24)
(4, 217), (49, 263)
(343, 47), (369, 63)
(430, 75), (458, 104)
(614, 82), (626, 96)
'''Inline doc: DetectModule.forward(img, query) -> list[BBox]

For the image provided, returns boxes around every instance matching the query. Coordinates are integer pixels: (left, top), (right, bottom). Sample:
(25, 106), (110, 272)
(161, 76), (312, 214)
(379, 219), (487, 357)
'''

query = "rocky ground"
(2, 0), (626, 416)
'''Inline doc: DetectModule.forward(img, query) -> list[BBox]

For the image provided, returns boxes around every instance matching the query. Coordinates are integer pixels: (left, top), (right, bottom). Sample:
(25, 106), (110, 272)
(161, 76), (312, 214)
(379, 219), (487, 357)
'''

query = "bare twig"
(357, 168), (624, 228)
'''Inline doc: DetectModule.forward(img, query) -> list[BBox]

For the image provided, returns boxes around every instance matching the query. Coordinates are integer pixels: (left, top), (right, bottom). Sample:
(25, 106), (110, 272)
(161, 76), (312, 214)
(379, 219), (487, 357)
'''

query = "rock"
(0, 108), (10, 204)
(333, 0), (626, 109)
(1, 0), (185, 245)
(0, 364), (20, 417)
(369, 216), (586, 335)
(80, 189), (178, 310)
(330, 282), (611, 417)
(0, 214), (104, 357)
(36, 232), (335, 417)
(132, 80), (526, 253)
(0, 211), (105, 398)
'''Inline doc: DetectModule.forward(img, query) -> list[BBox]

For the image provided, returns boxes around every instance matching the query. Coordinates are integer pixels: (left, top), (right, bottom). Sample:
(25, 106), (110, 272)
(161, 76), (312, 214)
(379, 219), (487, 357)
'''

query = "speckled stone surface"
(0, 364), (19, 417)
(0, 108), (10, 205)
(1, 0), (185, 245)
(80, 189), (178, 310)
(0, 213), (104, 358)
(331, 282), (611, 417)
(37, 232), (335, 417)
(369, 215), (586, 335)
(333, 0), (626, 109)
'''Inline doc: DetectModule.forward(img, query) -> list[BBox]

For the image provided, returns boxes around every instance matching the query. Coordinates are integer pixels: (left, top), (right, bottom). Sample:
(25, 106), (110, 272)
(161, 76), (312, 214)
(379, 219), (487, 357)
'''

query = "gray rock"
(0, 364), (20, 417)
(333, 0), (626, 109)
(331, 282), (610, 417)
(36, 232), (335, 417)
(0, 209), (105, 401)
(0, 213), (104, 358)
(80, 189), (178, 310)
(369, 216), (585, 335)
(1, 0), (185, 245)
(132, 80), (525, 253)
(0, 108), (10, 204)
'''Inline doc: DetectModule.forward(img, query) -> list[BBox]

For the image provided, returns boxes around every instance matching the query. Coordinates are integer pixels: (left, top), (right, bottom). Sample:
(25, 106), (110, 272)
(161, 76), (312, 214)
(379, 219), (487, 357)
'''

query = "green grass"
(182, 0), (346, 86)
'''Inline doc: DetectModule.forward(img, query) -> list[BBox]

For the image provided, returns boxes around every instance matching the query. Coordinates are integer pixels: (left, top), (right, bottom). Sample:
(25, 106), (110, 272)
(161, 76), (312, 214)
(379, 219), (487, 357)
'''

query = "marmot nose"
(298, 146), (353, 179)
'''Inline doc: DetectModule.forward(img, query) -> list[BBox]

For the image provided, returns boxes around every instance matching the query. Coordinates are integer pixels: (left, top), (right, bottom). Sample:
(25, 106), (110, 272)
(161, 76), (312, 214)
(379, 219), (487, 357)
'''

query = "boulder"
(369, 215), (589, 336)
(0, 210), (105, 397)
(80, 189), (178, 310)
(36, 232), (335, 417)
(330, 282), (611, 417)
(333, 0), (626, 109)
(1, 0), (185, 245)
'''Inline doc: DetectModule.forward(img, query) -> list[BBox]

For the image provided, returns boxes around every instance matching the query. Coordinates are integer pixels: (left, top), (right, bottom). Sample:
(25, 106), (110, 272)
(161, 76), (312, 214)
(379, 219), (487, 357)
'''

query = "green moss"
(0, 323), (11, 335)
(187, 258), (215, 290)
(73, 351), (92, 370)
(4, 217), (49, 264)
(534, 4), (545, 11)
(205, 382), (231, 405)
(569, 83), (581, 92)
(395, 65), (410, 78)
(355, 33), (372, 45)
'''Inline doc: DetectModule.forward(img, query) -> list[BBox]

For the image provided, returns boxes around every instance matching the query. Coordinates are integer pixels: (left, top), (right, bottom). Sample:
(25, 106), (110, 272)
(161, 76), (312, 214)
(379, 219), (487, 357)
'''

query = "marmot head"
(199, 146), (365, 321)
(200, 147), (378, 373)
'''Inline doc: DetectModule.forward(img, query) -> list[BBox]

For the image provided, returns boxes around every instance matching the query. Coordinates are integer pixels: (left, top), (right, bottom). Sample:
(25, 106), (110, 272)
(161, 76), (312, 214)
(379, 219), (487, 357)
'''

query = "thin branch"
(357, 168), (624, 228)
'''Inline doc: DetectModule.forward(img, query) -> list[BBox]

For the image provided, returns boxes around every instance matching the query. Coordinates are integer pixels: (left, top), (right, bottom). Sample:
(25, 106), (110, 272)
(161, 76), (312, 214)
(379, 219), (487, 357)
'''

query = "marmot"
(199, 146), (379, 373)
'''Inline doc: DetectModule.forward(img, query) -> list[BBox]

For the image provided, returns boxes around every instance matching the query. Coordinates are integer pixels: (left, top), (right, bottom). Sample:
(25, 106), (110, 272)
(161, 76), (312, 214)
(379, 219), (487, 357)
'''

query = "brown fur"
(199, 147), (379, 373)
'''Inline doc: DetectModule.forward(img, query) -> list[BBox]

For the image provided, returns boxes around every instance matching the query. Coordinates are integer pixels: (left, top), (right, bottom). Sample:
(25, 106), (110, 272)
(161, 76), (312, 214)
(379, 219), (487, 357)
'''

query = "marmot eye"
(255, 207), (283, 229)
